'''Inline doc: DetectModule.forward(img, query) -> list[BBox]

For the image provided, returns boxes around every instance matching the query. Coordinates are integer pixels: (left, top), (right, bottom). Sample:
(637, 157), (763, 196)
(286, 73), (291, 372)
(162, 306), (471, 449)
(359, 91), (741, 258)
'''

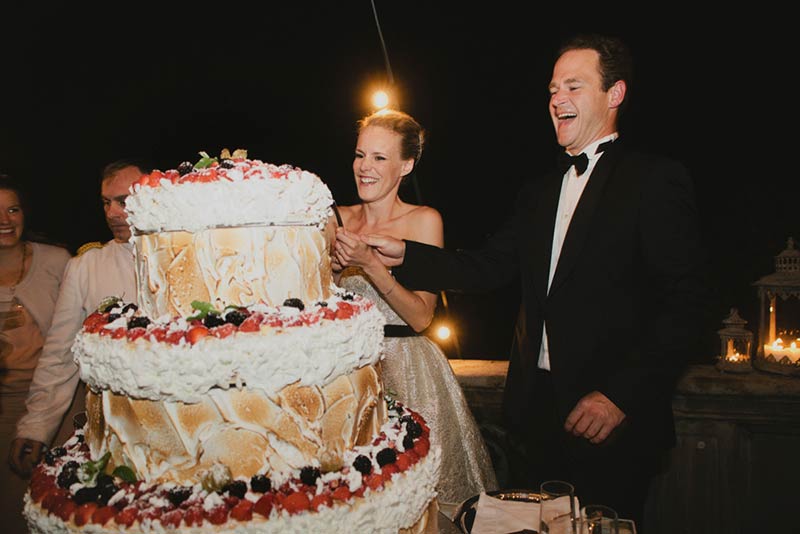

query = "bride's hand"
(335, 228), (380, 270)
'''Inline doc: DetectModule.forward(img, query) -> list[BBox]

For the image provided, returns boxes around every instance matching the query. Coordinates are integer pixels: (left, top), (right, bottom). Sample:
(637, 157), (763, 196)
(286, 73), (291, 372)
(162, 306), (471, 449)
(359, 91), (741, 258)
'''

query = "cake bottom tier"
(24, 402), (441, 534)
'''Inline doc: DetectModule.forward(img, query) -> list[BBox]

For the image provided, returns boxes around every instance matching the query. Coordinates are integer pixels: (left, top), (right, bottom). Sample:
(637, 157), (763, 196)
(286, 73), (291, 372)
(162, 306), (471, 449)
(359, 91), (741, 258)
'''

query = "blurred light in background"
(436, 324), (451, 340)
(371, 89), (390, 110)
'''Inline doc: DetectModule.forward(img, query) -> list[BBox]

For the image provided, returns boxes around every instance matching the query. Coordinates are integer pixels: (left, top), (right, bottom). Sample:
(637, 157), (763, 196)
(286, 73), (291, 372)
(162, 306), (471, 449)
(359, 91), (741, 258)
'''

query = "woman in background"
(0, 173), (71, 532)
(334, 109), (498, 508)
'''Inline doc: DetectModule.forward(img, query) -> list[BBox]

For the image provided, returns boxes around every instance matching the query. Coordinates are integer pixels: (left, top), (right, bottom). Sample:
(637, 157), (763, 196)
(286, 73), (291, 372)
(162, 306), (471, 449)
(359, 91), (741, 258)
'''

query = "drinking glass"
(539, 480), (576, 534)
(579, 504), (619, 534)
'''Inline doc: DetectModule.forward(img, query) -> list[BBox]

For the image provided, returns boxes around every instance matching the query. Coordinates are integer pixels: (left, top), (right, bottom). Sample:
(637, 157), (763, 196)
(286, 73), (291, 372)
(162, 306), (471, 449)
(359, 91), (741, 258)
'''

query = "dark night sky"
(1, 4), (796, 360)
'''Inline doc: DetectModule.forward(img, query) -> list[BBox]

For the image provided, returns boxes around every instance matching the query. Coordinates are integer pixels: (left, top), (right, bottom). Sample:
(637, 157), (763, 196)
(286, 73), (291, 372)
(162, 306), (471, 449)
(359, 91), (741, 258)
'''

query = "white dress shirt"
(538, 134), (618, 370)
(15, 240), (136, 444)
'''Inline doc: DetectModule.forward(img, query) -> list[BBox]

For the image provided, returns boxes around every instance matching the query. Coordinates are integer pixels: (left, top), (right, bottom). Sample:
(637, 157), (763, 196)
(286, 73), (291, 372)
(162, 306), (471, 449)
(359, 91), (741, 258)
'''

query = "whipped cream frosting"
(73, 303), (385, 403)
(126, 162), (334, 233)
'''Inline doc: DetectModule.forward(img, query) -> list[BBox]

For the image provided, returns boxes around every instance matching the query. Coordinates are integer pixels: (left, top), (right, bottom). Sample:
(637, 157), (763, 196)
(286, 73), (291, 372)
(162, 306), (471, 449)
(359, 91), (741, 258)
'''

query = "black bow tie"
(557, 140), (615, 176)
(558, 151), (589, 176)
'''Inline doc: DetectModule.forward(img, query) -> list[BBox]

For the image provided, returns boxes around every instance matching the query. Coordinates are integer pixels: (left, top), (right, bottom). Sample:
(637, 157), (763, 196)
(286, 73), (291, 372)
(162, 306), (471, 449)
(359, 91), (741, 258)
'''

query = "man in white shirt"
(8, 160), (144, 476)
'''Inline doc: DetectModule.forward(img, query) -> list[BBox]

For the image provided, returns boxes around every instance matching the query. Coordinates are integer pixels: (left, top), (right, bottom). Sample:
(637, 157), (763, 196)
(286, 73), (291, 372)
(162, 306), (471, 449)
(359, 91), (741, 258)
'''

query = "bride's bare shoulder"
(403, 205), (443, 246)
(405, 205), (442, 225)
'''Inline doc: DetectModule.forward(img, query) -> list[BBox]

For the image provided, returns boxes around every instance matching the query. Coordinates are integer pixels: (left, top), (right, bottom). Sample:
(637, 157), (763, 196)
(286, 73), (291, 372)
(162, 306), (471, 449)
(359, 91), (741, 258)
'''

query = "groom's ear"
(608, 80), (626, 109)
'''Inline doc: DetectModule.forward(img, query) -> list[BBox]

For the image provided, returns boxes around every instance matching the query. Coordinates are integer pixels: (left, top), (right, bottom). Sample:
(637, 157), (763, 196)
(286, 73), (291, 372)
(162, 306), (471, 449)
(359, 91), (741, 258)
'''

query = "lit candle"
(764, 338), (800, 364)
(726, 352), (745, 362)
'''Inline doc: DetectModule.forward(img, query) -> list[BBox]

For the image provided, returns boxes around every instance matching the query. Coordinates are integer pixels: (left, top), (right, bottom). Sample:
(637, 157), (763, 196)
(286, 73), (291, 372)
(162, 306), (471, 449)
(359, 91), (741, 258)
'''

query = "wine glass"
(539, 480), (576, 534)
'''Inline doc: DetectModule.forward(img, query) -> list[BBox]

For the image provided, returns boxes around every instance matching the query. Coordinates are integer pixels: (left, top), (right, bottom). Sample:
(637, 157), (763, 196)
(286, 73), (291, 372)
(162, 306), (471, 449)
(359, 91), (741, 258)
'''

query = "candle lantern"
(753, 237), (800, 376)
(715, 308), (752, 373)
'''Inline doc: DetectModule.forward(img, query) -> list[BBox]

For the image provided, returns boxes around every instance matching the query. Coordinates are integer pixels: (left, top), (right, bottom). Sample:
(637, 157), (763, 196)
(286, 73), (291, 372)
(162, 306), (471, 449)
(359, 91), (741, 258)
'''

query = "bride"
(333, 109), (497, 507)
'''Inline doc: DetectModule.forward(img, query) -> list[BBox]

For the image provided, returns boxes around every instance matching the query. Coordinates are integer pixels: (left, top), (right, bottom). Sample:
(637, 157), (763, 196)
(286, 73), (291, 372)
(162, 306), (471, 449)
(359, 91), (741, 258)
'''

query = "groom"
(336, 33), (707, 530)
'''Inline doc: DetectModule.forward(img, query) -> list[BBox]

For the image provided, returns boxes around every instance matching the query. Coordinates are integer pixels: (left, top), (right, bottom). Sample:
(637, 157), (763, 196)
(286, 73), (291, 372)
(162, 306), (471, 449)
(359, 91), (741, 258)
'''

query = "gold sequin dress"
(339, 268), (498, 506)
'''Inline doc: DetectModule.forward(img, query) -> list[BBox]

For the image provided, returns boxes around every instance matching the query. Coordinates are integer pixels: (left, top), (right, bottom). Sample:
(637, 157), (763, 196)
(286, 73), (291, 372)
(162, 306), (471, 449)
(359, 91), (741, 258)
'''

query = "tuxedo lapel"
(530, 173), (562, 303)
(549, 144), (621, 294)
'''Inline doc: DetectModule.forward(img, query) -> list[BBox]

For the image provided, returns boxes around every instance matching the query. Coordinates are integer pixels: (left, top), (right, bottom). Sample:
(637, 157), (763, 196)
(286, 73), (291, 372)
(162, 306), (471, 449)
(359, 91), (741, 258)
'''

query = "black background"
(1, 4), (796, 360)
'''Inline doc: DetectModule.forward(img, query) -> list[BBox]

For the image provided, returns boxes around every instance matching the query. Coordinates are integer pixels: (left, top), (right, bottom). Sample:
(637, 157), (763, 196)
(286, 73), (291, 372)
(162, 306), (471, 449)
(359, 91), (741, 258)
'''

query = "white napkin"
(471, 492), (577, 534)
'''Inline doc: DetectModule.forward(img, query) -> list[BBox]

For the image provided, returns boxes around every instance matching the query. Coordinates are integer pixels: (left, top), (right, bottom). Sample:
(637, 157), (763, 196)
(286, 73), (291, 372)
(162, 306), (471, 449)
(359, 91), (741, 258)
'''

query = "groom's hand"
(360, 234), (406, 267)
(564, 391), (626, 444)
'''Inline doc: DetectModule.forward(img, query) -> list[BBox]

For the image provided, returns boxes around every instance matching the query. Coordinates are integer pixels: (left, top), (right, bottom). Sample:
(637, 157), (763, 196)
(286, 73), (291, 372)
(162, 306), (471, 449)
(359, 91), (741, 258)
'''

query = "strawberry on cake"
(23, 150), (441, 534)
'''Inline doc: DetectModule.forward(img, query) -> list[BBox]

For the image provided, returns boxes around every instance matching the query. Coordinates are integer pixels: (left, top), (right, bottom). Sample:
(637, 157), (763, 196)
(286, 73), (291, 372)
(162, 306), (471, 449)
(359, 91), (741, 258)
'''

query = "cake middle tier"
(85, 363), (387, 485)
(134, 225), (334, 318)
(73, 295), (385, 403)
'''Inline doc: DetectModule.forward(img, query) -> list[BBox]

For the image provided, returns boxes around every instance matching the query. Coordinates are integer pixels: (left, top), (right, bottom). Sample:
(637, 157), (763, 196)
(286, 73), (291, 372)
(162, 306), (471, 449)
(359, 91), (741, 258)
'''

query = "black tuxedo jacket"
(394, 139), (707, 454)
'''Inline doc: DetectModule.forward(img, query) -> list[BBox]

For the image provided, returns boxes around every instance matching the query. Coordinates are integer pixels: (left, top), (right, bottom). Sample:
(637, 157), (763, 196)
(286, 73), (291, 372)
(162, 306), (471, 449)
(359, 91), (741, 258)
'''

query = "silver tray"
(453, 490), (541, 534)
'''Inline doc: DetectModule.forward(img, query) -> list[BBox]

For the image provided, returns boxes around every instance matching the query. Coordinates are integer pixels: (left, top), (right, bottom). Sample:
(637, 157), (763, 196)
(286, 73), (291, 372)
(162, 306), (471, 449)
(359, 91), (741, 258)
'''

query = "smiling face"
(548, 48), (625, 154)
(0, 189), (24, 250)
(352, 125), (414, 203)
(102, 165), (143, 243)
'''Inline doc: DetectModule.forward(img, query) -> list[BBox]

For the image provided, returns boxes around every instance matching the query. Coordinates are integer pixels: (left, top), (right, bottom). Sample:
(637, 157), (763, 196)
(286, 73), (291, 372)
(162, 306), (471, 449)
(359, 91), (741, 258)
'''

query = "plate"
(453, 489), (541, 534)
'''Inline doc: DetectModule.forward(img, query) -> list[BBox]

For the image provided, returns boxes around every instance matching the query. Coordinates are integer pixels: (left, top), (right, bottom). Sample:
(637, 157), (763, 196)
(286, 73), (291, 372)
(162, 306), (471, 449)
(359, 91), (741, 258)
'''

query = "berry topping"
(107, 313), (121, 322)
(341, 293), (355, 301)
(402, 417), (423, 439)
(219, 159), (235, 169)
(223, 480), (247, 499)
(95, 474), (118, 505)
(178, 162), (194, 175)
(122, 303), (138, 314)
(282, 492), (311, 514)
(127, 316), (150, 329)
(250, 474), (271, 493)
(253, 493), (274, 518)
(299, 466), (321, 486)
(57, 462), (80, 488)
(73, 486), (100, 505)
(167, 487), (192, 507)
(282, 298), (305, 311)
(44, 447), (67, 466)
(224, 309), (248, 326)
(402, 434), (415, 451)
(230, 498), (254, 521)
(186, 325), (210, 344)
(376, 448), (397, 467)
(353, 455), (372, 476)
(203, 313), (226, 328)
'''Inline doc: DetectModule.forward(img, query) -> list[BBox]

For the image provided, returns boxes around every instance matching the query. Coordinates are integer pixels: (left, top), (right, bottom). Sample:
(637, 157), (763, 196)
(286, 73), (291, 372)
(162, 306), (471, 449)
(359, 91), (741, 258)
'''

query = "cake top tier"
(126, 149), (334, 233)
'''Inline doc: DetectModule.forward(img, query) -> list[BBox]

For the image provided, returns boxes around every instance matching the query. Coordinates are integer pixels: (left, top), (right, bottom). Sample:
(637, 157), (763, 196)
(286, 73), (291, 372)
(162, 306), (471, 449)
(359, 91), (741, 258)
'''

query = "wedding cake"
(23, 150), (440, 533)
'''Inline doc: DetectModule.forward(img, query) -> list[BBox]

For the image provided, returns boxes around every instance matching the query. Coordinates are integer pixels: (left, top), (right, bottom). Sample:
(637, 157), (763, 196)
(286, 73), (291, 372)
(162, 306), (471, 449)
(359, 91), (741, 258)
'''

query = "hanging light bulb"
(372, 90), (390, 109)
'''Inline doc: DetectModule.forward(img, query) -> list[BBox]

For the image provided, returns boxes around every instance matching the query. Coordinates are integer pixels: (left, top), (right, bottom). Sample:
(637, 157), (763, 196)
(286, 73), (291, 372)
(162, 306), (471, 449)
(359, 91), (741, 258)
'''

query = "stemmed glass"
(539, 480), (576, 534)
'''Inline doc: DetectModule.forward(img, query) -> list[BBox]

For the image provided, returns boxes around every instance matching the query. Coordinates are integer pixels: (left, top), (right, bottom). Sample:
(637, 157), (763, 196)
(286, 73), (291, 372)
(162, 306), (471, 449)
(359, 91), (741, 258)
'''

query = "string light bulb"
(371, 90), (390, 109)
